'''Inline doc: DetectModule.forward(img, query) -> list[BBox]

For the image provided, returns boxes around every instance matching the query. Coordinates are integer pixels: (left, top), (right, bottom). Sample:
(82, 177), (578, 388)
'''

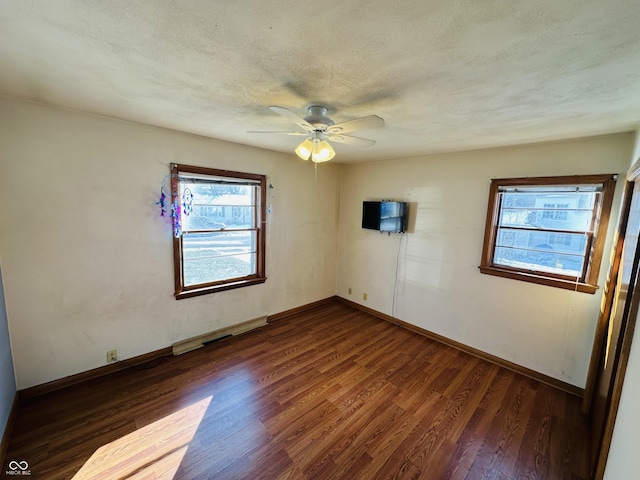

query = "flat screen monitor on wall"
(362, 201), (407, 233)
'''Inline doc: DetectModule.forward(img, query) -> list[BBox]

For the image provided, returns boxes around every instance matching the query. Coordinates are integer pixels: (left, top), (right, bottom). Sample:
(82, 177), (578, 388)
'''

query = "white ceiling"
(1, 0), (639, 163)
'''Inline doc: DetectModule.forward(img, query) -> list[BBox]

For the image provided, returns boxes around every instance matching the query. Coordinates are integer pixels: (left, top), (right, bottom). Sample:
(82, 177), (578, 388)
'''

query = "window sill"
(175, 277), (266, 300)
(478, 266), (598, 294)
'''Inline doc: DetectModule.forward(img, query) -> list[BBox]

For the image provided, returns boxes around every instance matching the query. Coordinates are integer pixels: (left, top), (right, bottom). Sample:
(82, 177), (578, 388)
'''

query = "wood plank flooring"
(4, 302), (590, 479)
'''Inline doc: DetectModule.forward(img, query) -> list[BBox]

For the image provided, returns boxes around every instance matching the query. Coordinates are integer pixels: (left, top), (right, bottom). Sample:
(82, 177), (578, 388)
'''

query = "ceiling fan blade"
(326, 134), (376, 147)
(247, 130), (308, 135)
(326, 115), (384, 134)
(269, 106), (314, 132)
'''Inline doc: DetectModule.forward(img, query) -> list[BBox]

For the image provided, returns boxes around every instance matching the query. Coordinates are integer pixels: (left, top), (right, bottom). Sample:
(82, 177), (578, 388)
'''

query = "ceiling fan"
(249, 106), (385, 163)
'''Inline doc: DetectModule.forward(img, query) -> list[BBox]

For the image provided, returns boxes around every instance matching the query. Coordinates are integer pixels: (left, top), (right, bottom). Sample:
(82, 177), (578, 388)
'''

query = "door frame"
(583, 161), (640, 479)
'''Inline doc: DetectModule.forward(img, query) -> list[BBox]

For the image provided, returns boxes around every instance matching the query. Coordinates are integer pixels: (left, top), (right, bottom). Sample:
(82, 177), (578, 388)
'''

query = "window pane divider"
(500, 206), (595, 212)
(183, 251), (258, 262)
(191, 203), (256, 207)
(182, 227), (258, 234)
(494, 244), (587, 258)
(497, 225), (594, 235)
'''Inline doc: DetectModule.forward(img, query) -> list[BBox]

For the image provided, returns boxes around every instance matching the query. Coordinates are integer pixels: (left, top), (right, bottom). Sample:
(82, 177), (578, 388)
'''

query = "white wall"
(0, 262), (16, 440)
(337, 134), (632, 388)
(0, 98), (340, 389)
(0, 94), (634, 398)
(604, 126), (640, 479)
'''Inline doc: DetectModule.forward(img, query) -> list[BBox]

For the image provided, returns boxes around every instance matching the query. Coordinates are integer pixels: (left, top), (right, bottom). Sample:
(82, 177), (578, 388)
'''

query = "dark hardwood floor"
(4, 302), (590, 479)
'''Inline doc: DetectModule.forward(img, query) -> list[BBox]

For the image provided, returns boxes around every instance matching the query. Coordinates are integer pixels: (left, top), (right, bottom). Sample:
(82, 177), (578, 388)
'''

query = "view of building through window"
(494, 189), (597, 278)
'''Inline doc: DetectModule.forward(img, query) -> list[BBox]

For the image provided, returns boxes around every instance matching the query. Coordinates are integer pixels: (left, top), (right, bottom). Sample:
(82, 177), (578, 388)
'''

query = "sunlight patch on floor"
(72, 396), (212, 480)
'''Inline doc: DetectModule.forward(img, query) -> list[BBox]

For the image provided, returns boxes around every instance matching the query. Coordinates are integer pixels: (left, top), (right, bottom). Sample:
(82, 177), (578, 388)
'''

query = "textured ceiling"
(0, 0), (639, 162)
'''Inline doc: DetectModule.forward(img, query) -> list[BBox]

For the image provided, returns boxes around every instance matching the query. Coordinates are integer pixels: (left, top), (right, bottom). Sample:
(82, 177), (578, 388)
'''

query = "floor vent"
(172, 315), (267, 356)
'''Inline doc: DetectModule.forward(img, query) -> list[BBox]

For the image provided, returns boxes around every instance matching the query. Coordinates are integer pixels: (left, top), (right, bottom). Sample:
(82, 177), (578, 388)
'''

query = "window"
(171, 164), (266, 299)
(479, 174), (617, 293)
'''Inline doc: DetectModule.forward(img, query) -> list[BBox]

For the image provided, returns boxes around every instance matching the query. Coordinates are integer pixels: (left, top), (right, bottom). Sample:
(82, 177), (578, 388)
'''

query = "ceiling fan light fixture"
(256, 105), (384, 163)
(311, 140), (335, 163)
(295, 138), (314, 160)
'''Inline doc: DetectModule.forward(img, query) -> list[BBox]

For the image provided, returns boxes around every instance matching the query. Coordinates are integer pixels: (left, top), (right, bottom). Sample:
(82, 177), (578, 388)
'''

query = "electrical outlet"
(348, 287), (352, 295)
(107, 349), (117, 363)
(363, 292), (368, 300)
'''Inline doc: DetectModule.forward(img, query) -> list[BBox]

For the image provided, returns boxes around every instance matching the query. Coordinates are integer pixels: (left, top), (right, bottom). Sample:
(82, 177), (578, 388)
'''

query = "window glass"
(494, 191), (597, 277)
(182, 231), (257, 286)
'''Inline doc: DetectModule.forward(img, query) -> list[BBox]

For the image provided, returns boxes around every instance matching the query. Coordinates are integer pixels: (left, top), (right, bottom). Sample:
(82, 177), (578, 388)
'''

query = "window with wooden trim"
(479, 174), (617, 293)
(172, 164), (266, 299)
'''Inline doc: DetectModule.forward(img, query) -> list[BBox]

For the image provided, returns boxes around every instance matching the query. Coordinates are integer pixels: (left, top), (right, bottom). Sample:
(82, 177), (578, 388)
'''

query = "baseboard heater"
(172, 315), (268, 356)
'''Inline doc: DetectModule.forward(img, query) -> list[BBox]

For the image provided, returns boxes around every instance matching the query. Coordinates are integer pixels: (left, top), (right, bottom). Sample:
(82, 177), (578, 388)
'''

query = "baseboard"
(267, 296), (338, 323)
(0, 392), (19, 471)
(19, 347), (173, 401)
(336, 296), (584, 398)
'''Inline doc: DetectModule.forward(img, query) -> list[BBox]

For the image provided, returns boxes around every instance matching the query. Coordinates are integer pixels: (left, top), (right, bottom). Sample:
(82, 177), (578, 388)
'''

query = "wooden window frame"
(172, 164), (267, 300)
(479, 174), (617, 294)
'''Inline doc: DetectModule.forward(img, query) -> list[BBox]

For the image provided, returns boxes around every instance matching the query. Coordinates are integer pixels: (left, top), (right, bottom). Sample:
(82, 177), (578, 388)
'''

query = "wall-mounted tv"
(362, 201), (407, 233)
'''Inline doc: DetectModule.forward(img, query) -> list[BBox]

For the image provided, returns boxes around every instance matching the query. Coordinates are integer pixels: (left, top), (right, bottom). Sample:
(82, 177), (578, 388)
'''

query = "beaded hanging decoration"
(182, 188), (193, 216)
(156, 191), (167, 217)
(158, 175), (194, 238)
(170, 199), (182, 238)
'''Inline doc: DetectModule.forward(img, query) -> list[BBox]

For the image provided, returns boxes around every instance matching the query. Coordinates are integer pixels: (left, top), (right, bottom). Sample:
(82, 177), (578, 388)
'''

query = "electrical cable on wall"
(562, 187), (603, 379)
(392, 232), (405, 325)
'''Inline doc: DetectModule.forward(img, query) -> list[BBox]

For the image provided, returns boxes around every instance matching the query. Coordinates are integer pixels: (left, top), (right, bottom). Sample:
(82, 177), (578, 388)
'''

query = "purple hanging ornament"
(156, 190), (167, 217)
(171, 199), (182, 238)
